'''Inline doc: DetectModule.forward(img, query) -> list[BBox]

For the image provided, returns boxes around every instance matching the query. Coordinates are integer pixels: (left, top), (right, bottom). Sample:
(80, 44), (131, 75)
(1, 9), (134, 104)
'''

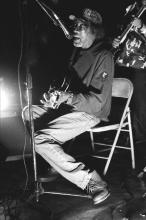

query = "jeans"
(131, 69), (146, 141)
(22, 105), (101, 190)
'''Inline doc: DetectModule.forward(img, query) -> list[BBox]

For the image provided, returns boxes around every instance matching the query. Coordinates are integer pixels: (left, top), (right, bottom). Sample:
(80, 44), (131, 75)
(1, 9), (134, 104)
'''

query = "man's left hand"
(56, 91), (73, 108)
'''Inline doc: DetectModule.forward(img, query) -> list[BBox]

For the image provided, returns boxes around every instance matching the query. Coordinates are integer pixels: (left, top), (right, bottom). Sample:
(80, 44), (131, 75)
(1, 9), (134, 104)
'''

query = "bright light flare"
(0, 78), (12, 112)
(0, 88), (10, 111)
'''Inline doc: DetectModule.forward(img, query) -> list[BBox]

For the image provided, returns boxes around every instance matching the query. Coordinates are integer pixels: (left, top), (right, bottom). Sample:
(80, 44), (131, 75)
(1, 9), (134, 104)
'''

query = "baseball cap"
(69, 8), (103, 26)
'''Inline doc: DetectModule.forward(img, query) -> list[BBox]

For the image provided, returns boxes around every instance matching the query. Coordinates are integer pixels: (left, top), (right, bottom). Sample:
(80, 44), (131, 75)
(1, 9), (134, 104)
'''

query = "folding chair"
(88, 78), (135, 175)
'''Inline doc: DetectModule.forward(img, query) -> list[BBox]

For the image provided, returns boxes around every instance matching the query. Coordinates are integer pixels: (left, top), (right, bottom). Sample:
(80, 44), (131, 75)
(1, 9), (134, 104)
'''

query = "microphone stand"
(26, 72), (39, 202)
(24, 0), (89, 202)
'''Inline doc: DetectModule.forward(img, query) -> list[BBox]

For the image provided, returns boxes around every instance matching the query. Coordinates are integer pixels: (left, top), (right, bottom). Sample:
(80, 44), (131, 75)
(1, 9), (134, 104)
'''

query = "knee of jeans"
(35, 144), (41, 154)
(35, 135), (57, 152)
(35, 141), (47, 155)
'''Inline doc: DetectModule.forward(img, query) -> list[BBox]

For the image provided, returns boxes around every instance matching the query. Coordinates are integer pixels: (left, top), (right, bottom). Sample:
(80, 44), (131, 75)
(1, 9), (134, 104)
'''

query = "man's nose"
(73, 29), (78, 33)
(73, 28), (80, 33)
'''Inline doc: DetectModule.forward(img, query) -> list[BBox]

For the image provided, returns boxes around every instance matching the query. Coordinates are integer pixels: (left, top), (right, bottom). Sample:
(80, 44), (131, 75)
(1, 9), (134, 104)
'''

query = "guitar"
(112, 4), (146, 58)
(40, 79), (72, 109)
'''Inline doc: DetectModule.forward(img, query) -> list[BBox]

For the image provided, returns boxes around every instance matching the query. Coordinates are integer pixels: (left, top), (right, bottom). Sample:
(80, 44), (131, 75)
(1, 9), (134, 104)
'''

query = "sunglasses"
(73, 22), (89, 31)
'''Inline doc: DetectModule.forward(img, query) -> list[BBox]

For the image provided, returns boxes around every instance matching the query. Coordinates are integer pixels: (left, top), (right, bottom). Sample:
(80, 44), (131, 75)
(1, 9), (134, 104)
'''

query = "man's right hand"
(40, 90), (61, 109)
(40, 90), (73, 109)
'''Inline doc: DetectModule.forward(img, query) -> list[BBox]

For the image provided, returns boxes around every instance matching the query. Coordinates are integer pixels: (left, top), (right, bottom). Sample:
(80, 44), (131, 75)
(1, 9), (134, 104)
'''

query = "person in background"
(112, 1), (146, 144)
(23, 8), (114, 205)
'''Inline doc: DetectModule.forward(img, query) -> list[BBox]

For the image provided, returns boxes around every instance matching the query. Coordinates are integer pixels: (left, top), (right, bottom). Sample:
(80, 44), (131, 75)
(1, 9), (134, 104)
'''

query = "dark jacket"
(69, 40), (114, 121)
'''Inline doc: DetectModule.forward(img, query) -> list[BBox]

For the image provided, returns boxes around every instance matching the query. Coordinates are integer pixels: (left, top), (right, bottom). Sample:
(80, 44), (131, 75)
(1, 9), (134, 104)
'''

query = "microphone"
(26, 72), (32, 90)
(35, 0), (72, 40)
(53, 13), (72, 40)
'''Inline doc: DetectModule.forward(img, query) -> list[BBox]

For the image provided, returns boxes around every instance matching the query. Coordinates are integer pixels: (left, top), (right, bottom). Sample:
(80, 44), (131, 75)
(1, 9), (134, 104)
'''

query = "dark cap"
(69, 8), (102, 25)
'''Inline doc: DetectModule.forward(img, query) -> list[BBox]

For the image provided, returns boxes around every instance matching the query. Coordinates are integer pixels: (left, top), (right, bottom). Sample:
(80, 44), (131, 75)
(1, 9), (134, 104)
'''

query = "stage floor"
(0, 134), (146, 219)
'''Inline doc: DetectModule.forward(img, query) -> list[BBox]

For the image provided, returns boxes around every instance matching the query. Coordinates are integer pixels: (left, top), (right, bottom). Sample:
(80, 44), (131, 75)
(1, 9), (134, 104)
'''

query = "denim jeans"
(22, 105), (101, 190)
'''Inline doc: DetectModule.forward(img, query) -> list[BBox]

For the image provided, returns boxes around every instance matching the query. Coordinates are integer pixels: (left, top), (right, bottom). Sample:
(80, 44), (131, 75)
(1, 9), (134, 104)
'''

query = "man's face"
(72, 21), (96, 49)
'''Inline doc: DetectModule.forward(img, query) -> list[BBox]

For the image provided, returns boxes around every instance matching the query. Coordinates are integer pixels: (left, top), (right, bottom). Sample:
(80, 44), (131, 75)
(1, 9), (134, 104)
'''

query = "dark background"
(0, 0), (131, 158)
(0, 0), (139, 106)
(0, 0), (146, 160)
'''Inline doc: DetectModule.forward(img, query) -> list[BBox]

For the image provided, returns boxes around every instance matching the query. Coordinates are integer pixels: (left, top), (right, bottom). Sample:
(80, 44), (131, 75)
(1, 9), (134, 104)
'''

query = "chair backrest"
(112, 78), (133, 99)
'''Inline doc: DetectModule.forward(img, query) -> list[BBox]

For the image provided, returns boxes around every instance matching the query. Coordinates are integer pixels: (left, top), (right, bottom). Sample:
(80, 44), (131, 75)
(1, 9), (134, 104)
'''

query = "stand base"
(34, 181), (91, 202)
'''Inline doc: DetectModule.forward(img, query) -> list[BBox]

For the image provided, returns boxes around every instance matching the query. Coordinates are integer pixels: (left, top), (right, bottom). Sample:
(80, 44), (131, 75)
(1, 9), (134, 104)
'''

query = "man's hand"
(56, 91), (73, 107)
(142, 0), (146, 6)
(132, 18), (146, 36)
(132, 18), (142, 29)
(112, 37), (121, 48)
(40, 90), (61, 109)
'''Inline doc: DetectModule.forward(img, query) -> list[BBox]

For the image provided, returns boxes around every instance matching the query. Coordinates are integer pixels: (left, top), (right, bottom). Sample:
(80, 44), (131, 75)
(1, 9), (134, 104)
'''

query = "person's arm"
(70, 51), (114, 115)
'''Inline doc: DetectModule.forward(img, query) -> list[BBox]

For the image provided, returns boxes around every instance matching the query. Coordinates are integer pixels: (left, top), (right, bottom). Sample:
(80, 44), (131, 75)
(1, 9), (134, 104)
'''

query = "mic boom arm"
(34, 0), (72, 40)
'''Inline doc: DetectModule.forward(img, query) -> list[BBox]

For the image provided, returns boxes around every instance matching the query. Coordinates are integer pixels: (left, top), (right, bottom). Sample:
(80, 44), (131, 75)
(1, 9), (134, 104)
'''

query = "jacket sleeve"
(71, 51), (114, 115)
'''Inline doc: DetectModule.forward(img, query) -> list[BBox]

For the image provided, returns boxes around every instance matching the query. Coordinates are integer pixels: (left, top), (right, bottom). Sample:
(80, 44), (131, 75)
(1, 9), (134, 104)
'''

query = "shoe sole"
(93, 191), (110, 205)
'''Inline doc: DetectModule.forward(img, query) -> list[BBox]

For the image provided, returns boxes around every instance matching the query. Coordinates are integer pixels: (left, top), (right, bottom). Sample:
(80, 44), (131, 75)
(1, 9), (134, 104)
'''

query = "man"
(112, 0), (146, 144)
(23, 8), (114, 205)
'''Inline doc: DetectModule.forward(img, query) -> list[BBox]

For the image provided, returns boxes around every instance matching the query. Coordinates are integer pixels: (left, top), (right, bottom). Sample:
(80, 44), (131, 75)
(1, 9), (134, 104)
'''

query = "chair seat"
(88, 123), (119, 132)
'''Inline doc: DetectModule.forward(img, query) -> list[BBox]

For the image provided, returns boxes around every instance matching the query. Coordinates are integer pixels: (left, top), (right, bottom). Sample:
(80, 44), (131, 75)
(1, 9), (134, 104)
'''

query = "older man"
(23, 8), (114, 205)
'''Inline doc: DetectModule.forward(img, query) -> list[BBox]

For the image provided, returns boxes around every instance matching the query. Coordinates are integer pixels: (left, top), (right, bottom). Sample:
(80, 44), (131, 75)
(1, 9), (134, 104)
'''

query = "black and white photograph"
(0, 0), (146, 219)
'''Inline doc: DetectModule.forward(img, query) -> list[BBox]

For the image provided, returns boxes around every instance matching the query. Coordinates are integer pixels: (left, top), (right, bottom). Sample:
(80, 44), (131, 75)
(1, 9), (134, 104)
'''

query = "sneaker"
(86, 174), (110, 205)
